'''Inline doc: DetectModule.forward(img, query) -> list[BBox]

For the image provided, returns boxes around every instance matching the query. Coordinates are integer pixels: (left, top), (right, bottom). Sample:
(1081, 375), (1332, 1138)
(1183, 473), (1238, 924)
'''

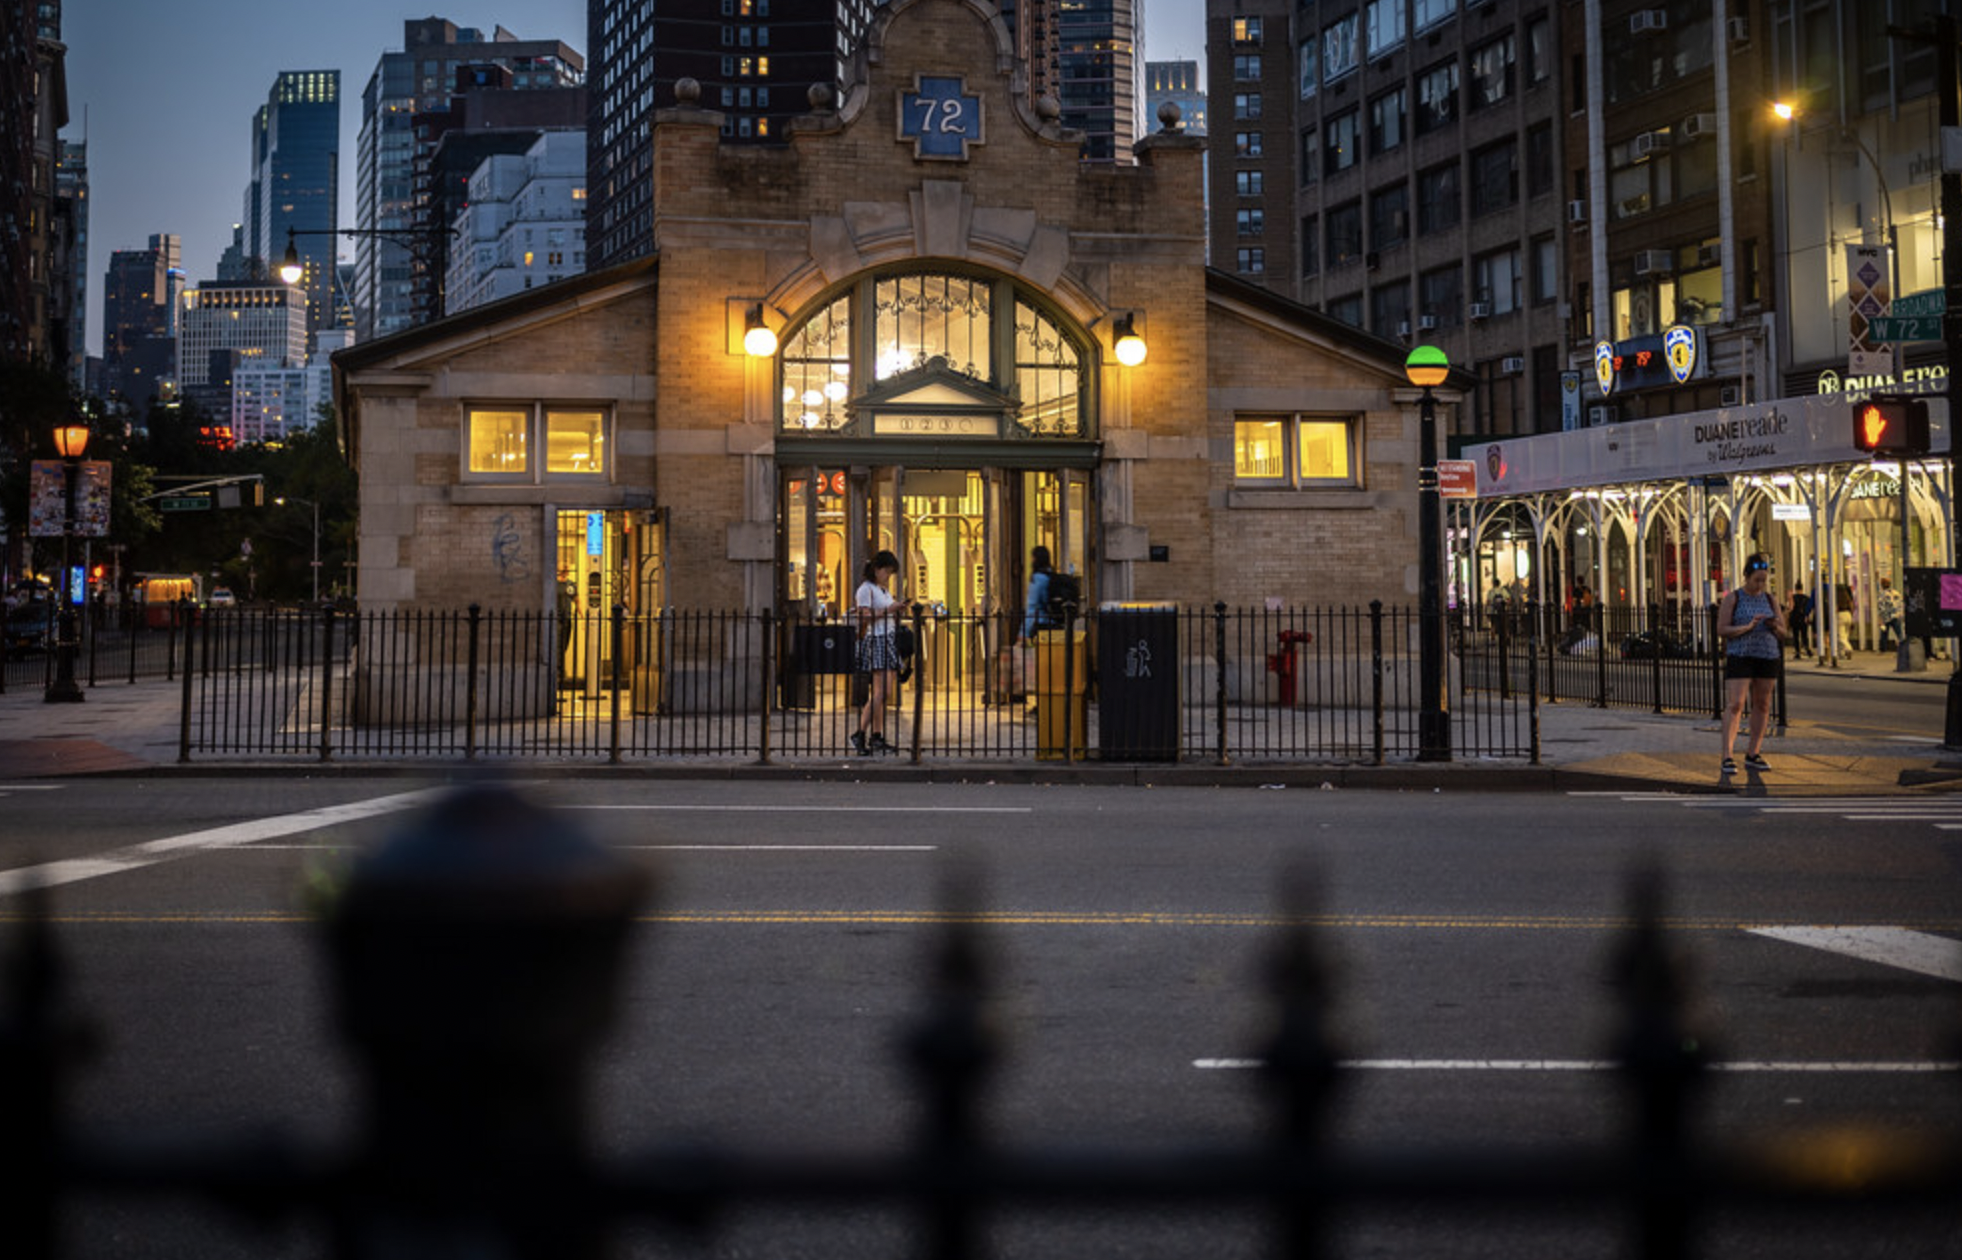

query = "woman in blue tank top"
(1717, 553), (1789, 774)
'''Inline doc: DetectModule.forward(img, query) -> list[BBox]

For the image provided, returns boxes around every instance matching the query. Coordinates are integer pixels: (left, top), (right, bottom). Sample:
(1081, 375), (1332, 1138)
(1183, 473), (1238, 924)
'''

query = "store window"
(1234, 415), (1360, 488)
(465, 405), (611, 481)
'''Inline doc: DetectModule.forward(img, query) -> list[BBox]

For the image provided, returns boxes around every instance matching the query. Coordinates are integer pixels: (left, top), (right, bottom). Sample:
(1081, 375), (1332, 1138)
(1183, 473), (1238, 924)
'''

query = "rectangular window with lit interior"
(1234, 415), (1360, 489)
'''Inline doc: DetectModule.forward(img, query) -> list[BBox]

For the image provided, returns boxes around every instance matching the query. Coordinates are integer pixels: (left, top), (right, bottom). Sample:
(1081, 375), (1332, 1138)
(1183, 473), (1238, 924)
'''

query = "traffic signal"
(1852, 394), (1931, 454)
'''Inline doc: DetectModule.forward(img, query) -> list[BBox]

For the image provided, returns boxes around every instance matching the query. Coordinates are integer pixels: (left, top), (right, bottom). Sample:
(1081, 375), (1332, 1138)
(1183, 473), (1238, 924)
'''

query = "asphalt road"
(4, 777), (1958, 1258)
(1783, 667), (1947, 741)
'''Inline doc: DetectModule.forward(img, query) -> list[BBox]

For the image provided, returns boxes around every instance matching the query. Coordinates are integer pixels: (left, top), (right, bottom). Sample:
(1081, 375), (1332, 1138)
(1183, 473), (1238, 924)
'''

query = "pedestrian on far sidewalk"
(1717, 553), (1788, 776)
(1786, 581), (1813, 658)
(1878, 577), (1904, 651)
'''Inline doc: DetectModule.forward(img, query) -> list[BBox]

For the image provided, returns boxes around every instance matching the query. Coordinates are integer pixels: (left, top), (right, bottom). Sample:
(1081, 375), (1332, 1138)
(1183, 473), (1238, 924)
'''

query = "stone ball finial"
(675, 78), (701, 105)
(1157, 101), (1184, 133)
(809, 82), (835, 110)
(1035, 94), (1060, 122)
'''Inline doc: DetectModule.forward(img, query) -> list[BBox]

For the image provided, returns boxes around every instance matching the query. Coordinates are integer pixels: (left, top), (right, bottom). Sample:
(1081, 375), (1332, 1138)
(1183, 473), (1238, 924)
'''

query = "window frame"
(463, 403), (615, 485)
(1233, 413), (1363, 490)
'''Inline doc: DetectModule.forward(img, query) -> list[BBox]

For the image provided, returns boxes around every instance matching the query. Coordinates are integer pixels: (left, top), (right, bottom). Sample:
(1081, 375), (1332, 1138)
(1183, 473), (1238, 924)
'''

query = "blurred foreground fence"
(2, 785), (1954, 1258)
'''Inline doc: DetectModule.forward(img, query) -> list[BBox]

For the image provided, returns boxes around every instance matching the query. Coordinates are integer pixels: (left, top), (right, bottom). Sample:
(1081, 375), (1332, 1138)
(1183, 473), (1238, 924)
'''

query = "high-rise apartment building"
(1, 0), (68, 366)
(176, 280), (306, 419)
(585, 0), (878, 271)
(245, 71), (339, 352)
(101, 233), (181, 405)
(53, 137), (87, 390)
(446, 130), (587, 314)
(1207, 0), (1570, 436)
(356, 19), (583, 339)
(1058, 0), (1142, 162)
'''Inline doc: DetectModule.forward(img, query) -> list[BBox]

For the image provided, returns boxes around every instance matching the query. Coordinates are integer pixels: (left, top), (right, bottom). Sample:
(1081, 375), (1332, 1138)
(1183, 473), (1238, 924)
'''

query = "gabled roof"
(851, 356), (1018, 412)
(1204, 266), (1474, 391)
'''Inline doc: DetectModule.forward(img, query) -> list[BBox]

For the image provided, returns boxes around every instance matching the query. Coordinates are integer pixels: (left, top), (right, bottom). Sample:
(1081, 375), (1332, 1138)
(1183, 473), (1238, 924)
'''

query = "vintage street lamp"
(1405, 345), (1451, 761)
(280, 224), (457, 318)
(1112, 313), (1148, 367)
(44, 421), (91, 704)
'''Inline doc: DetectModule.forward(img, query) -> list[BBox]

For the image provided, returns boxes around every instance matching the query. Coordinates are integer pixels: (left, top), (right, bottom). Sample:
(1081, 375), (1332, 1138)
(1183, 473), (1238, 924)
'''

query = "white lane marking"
(618, 844), (938, 852)
(0, 784), (64, 791)
(569, 804), (1030, 813)
(0, 789), (445, 895)
(1747, 926), (1962, 982)
(1194, 1059), (1961, 1072)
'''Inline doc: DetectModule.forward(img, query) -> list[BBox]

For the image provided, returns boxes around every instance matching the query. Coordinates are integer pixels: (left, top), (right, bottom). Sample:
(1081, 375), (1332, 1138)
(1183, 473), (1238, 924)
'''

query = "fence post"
(758, 606), (774, 766)
(609, 603), (625, 765)
(127, 602), (138, 684)
(1526, 606), (1541, 765)
(465, 604), (482, 761)
(86, 596), (98, 689)
(165, 599), (178, 682)
(319, 605), (336, 763)
(1213, 601), (1229, 766)
(1775, 649), (1789, 736)
(908, 602), (925, 765)
(1594, 606), (1609, 708)
(1495, 603), (1510, 701)
(1708, 602), (1723, 721)
(176, 597), (196, 764)
(1370, 600), (1385, 766)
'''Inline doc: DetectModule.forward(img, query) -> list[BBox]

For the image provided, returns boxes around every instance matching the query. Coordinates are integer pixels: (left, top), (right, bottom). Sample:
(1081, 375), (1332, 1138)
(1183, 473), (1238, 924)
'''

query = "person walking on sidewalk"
(1718, 553), (1788, 775)
(851, 549), (904, 756)
(1786, 581), (1814, 658)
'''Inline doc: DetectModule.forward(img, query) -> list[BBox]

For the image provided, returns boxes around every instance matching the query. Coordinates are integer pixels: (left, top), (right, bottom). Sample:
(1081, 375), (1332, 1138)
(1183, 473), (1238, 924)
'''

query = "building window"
(1236, 169), (1265, 196)
(1326, 294), (1365, 328)
(1413, 0), (1455, 31)
(1237, 208), (1266, 236)
(1301, 215), (1320, 276)
(1365, 0), (1406, 58)
(1325, 109), (1360, 175)
(1234, 92), (1264, 120)
(1235, 131), (1264, 157)
(1234, 415), (1360, 488)
(1527, 122), (1554, 196)
(1470, 140), (1517, 217)
(1323, 11), (1361, 83)
(1371, 283), (1411, 340)
(1327, 201), (1363, 268)
(1300, 128), (1318, 182)
(1525, 16), (1552, 85)
(1531, 235), (1558, 304)
(1416, 59), (1459, 135)
(1234, 54), (1262, 80)
(465, 405), (611, 482)
(1370, 87), (1405, 154)
(1238, 247), (1267, 274)
(1473, 247), (1522, 315)
(1417, 161), (1460, 233)
(1370, 183), (1408, 251)
(1469, 33), (1515, 110)
(1234, 15), (1263, 44)
(1419, 265), (1463, 329)
(1299, 39), (1318, 99)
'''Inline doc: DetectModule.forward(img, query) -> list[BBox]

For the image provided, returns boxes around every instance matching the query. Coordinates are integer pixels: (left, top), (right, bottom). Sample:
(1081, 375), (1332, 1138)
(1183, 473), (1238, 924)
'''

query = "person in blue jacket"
(1019, 545), (1056, 644)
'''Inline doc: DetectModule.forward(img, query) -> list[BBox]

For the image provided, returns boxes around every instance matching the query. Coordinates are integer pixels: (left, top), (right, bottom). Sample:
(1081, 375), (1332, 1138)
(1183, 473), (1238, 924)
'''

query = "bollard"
(326, 784), (650, 1260)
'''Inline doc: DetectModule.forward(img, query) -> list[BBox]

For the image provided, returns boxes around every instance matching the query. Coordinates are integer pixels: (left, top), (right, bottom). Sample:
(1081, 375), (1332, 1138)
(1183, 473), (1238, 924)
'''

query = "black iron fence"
(172, 602), (1553, 764)
(3, 784), (1955, 1259)
(1, 598), (197, 696)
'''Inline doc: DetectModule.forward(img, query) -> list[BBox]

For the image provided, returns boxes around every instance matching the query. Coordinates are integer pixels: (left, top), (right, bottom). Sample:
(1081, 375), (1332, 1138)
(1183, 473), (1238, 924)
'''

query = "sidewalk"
(0, 651), (1955, 793)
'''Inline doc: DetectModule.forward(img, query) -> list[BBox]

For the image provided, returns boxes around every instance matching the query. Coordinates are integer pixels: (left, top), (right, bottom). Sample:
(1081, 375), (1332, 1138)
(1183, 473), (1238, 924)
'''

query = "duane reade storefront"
(332, 0), (1438, 720)
(1465, 392), (1952, 656)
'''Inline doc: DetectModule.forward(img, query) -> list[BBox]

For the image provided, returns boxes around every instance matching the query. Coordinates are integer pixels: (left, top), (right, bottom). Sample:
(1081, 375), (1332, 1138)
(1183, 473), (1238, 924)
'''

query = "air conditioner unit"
(1681, 113), (1717, 140)
(1501, 355), (1525, 374)
(1418, 314), (1440, 332)
(1696, 243), (1722, 268)
(1634, 249), (1674, 276)
(1726, 16), (1750, 44)
(1630, 9), (1667, 34)
(1568, 199), (1588, 224)
(1720, 384), (1743, 406)
(1587, 404), (1616, 426)
(1468, 301), (1492, 320)
(1396, 319), (1412, 339)
(1634, 130), (1671, 158)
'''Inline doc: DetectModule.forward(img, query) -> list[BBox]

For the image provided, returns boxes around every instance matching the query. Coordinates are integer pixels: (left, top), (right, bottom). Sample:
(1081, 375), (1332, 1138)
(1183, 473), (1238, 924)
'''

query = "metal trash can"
(1097, 602), (1179, 761)
(1032, 628), (1087, 759)
(787, 622), (856, 708)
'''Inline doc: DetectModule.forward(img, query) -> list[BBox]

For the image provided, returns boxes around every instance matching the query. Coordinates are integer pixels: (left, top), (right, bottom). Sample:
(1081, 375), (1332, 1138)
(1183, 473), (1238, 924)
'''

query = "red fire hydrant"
(1267, 628), (1313, 706)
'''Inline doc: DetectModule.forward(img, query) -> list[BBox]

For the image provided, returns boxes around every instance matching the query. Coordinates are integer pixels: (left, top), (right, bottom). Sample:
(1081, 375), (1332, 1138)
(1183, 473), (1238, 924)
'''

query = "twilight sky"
(61, 0), (1209, 359)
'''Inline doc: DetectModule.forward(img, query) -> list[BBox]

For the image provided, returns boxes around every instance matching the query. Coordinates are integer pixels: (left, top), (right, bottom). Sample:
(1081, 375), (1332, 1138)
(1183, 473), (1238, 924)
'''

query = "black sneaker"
(1720, 757), (1737, 773)
(897, 664), (912, 683)
(869, 733), (895, 755)
(850, 731), (868, 756)
(1744, 753), (1770, 771)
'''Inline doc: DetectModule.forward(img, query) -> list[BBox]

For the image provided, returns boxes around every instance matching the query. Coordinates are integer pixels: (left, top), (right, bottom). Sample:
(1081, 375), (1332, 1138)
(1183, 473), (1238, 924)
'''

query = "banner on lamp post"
(1847, 243), (1893, 378)
(26, 460), (112, 538)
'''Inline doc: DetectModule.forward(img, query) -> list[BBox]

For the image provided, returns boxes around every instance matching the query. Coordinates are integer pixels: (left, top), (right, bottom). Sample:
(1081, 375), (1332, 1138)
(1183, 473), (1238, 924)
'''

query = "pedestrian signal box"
(1852, 394), (1930, 454)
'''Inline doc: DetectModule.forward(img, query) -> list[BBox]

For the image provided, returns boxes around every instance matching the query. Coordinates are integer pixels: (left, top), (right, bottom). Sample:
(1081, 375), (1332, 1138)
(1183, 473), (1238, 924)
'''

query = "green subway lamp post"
(1405, 345), (1451, 761)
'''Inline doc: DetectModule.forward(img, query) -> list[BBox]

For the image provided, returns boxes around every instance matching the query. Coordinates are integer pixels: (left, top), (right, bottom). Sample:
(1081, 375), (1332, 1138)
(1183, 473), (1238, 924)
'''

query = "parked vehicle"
(208, 587), (237, 607)
(5, 601), (54, 654)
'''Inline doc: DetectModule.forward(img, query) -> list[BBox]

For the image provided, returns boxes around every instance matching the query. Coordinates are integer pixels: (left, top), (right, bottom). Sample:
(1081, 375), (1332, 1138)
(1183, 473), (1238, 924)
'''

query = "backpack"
(1045, 571), (1082, 621)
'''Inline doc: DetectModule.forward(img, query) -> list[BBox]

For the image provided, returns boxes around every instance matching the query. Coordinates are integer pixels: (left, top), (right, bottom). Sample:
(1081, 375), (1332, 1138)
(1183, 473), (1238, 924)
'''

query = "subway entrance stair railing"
(2, 784), (1957, 1258)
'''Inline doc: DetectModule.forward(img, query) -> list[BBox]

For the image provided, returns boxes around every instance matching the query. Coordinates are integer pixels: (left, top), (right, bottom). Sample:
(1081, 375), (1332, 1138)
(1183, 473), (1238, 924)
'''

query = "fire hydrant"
(1267, 628), (1313, 706)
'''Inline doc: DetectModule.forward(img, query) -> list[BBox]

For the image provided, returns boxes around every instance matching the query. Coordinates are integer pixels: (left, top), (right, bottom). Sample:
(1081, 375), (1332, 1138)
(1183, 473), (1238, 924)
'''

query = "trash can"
(1097, 602), (1179, 761)
(787, 622), (856, 708)
(1032, 628), (1087, 760)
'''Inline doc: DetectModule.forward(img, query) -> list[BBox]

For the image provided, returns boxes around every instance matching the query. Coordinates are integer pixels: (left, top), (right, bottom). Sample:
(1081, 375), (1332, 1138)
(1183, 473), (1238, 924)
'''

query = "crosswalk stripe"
(1746, 926), (1962, 983)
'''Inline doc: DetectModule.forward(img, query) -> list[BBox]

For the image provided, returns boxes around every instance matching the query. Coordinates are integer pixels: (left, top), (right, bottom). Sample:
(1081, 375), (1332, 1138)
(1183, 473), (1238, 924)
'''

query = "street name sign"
(159, 496), (212, 512)
(1868, 316), (1942, 342)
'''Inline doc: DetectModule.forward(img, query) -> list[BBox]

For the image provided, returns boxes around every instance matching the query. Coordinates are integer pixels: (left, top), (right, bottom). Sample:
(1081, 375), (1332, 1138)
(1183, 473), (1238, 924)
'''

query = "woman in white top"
(852, 549), (903, 755)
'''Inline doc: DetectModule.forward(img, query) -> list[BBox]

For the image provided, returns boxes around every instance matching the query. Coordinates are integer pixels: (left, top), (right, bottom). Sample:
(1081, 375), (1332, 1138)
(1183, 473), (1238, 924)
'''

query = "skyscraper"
(1, 0), (69, 366)
(1057, 0), (1142, 162)
(356, 19), (583, 340)
(585, 0), (876, 271)
(1145, 60), (1205, 136)
(53, 137), (88, 391)
(101, 233), (181, 405)
(176, 280), (307, 420)
(245, 71), (339, 352)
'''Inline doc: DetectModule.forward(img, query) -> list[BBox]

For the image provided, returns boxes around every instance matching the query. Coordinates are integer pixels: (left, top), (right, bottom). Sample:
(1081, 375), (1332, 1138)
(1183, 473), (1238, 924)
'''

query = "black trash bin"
(1097, 602), (1179, 761)
(786, 622), (856, 708)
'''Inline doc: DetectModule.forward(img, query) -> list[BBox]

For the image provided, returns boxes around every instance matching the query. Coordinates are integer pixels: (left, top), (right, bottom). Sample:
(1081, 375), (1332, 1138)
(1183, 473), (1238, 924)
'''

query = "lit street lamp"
(276, 495), (322, 604)
(44, 421), (90, 704)
(1405, 345), (1451, 762)
(280, 223), (458, 319)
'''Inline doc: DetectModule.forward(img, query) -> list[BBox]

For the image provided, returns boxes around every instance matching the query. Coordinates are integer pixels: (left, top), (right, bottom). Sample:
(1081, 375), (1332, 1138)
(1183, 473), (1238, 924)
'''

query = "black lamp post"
(44, 421), (90, 704)
(1406, 345), (1451, 761)
(280, 224), (457, 321)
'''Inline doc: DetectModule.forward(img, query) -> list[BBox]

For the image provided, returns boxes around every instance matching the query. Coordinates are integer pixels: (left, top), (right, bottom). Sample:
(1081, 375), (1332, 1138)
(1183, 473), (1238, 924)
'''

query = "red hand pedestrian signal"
(1851, 395), (1930, 454)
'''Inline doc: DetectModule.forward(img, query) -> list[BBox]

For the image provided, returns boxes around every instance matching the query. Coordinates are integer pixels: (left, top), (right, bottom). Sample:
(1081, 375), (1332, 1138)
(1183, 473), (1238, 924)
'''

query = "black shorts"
(1724, 655), (1782, 681)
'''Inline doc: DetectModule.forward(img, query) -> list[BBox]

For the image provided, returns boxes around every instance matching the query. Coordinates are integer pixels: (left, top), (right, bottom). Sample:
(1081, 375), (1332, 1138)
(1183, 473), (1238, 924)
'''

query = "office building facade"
(245, 71), (339, 352)
(101, 233), (182, 405)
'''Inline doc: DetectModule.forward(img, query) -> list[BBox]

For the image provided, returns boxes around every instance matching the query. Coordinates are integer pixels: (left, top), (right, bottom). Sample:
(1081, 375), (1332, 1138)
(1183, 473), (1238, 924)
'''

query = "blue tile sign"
(899, 76), (983, 160)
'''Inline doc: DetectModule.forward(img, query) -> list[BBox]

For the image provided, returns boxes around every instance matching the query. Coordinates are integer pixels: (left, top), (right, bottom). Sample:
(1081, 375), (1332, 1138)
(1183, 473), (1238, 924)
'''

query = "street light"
(279, 223), (459, 319)
(44, 421), (90, 704)
(276, 495), (322, 604)
(1405, 345), (1451, 762)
